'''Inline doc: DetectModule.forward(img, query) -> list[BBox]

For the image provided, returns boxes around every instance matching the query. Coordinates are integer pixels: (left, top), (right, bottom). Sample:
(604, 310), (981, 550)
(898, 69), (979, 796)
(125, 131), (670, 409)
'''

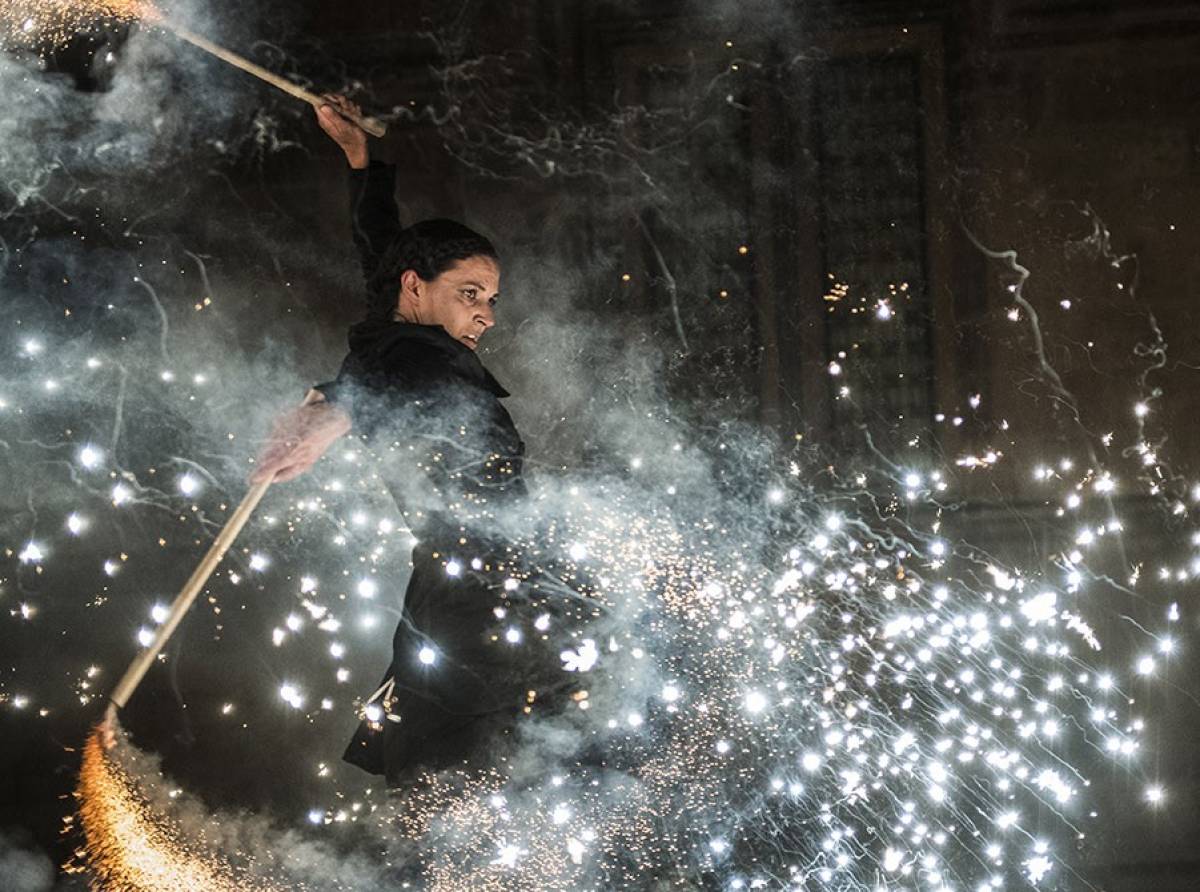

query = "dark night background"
(3, 0), (1200, 889)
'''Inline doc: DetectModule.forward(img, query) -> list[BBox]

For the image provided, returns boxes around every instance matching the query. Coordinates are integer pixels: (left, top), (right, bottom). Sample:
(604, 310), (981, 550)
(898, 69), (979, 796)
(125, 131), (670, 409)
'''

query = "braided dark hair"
(366, 219), (499, 321)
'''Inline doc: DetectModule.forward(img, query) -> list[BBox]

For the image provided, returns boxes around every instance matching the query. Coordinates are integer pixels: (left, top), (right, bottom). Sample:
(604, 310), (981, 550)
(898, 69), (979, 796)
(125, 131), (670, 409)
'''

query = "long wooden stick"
(104, 477), (273, 722)
(154, 17), (388, 138)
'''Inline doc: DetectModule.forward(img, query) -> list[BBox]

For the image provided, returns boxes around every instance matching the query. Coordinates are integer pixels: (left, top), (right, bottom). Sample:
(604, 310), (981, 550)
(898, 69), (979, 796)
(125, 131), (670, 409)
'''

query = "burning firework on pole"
(77, 476), (273, 886)
(1, 0), (387, 136)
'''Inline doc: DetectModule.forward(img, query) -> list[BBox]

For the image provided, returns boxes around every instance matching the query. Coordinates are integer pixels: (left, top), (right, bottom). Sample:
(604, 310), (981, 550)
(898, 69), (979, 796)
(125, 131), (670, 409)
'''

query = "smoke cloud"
(0, 830), (55, 892)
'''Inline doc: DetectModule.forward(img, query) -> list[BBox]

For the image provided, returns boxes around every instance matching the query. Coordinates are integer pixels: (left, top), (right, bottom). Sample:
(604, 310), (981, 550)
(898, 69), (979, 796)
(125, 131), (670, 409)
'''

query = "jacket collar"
(347, 319), (510, 397)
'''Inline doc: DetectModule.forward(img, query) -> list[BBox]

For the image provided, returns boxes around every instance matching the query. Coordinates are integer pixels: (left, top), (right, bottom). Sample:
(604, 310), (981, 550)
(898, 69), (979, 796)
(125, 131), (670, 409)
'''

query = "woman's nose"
(476, 304), (496, 328)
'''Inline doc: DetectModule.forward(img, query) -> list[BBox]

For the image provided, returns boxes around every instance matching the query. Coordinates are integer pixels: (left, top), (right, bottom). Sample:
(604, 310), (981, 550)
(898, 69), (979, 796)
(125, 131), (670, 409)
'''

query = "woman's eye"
(463, 289), (478, 302)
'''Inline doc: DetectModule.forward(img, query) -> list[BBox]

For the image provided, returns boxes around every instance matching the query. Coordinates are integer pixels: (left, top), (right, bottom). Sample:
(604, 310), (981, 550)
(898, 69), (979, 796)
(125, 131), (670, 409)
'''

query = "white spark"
(1020, 592), (1057, 625)
(1025, 854), (1053, 883)
(744, 691), (768, 714)
(18, 542), (43, 564)
(561, 639), (598, 672)
(492, 844), (525, 868)
(567, 838), (586, 864)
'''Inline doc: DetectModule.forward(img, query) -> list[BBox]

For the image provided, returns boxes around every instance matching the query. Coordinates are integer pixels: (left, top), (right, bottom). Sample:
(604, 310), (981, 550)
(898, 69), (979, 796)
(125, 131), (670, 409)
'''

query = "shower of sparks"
(327, 483), (1156, 890)
(75, 726), (290, 891)
(0, 0), (155, 48)
(69, 455), (1177, 889)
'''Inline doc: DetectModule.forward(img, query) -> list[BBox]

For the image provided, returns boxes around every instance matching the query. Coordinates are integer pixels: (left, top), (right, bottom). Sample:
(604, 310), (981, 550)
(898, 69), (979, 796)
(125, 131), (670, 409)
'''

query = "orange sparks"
(76, 724), (284, 892)
(1, 0), (158, 49)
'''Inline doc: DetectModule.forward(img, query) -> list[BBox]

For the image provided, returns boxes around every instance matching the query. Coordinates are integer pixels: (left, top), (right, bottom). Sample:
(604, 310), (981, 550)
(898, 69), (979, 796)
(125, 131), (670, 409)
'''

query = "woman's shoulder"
(348, 321), (508, 398)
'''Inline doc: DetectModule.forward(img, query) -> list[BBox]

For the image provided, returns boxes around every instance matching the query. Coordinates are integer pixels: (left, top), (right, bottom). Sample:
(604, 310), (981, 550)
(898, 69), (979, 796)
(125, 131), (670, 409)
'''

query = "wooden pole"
(104, 477), (273, 723)
(154, 17), (388, 138)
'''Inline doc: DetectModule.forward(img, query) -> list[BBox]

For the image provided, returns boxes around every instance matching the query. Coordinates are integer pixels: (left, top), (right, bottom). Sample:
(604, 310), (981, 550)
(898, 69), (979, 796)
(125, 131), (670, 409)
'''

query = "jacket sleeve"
(312, 352), (363, 425)
(347, 160), (402, 288)
(319, 164), (402, 416)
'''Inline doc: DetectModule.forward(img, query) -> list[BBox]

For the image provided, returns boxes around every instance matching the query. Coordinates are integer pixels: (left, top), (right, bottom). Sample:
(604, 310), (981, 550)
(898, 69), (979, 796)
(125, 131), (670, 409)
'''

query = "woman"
(252, 96), (568, 785)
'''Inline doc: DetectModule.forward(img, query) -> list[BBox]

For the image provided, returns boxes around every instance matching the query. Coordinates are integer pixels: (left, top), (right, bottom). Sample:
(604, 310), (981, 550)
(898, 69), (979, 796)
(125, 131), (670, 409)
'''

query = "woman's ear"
(399, 269), (422, 303)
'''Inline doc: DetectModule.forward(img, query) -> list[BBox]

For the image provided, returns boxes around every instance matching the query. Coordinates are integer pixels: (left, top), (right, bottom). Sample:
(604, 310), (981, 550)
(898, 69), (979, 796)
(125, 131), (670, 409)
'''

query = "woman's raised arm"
(317, 94), (401, 295)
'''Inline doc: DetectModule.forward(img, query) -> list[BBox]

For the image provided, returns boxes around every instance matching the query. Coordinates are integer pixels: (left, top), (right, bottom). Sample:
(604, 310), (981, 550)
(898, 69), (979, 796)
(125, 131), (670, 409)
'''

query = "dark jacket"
(315, 163), (526, 541)
(315, 163), (563, 783)
(315, 317), (527, 542)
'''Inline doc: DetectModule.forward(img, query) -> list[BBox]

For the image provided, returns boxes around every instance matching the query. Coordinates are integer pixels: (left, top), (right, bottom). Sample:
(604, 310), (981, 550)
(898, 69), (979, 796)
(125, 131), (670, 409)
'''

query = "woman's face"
(400, 255), (501, 351)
